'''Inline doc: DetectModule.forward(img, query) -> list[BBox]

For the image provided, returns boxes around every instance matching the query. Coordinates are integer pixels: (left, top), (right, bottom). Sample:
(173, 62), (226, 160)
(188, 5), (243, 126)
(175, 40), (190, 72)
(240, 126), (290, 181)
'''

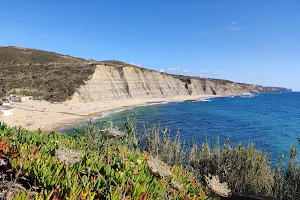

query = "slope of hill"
(0, 46), (290, 102)
(0, 46), (96, 101)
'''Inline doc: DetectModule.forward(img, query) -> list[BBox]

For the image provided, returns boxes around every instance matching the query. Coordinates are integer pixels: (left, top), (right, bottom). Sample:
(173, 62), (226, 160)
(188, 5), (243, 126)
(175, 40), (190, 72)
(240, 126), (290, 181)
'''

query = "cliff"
(264, 87), (292, 93)
(0, 46), (290, 102)
(69, 64), (268, 102)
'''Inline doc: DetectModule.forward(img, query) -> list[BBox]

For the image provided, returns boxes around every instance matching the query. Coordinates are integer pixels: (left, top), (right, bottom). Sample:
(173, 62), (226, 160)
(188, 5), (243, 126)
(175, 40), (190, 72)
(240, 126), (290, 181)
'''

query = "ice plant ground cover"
(0, 122), (211, 200)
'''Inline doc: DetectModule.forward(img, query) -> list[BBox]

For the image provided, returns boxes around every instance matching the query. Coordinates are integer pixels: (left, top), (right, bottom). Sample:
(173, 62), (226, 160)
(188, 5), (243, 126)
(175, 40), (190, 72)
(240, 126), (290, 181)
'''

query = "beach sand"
(0, 95), (216, 132)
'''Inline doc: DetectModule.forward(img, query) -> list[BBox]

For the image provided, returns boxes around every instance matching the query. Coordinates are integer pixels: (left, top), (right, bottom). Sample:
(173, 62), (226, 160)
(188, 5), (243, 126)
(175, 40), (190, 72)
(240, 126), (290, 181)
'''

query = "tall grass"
(142, 122), (300, 199)
(145, 125), (187, 166)
(189, 142), (275, 196)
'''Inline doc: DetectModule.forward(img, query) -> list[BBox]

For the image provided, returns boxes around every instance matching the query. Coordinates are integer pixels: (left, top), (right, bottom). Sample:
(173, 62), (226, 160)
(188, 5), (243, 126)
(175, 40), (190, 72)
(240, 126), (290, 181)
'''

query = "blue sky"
(1, 0), (299, 90)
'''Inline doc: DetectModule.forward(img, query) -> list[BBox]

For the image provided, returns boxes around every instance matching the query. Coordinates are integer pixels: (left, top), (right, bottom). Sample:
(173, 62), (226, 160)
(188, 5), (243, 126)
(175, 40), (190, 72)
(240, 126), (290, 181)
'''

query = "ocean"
(63, 92), (300, 163)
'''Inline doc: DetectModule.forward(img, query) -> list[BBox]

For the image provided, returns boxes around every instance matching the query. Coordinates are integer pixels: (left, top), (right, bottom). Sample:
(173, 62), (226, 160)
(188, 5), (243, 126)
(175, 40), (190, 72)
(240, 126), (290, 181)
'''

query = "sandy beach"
(0, 95), (216, 132)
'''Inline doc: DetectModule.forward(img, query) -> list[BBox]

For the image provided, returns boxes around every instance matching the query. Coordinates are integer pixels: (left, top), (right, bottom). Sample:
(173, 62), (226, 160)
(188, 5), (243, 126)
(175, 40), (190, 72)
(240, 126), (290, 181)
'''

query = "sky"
(1, 0), (299, 90)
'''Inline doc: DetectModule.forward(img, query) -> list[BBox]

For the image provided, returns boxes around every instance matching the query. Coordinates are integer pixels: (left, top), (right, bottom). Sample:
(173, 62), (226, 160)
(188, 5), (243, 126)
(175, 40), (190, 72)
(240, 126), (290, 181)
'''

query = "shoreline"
(0, 94), (223, 132)
(49, 95), (221, 132)
(54, 99), (185, 132)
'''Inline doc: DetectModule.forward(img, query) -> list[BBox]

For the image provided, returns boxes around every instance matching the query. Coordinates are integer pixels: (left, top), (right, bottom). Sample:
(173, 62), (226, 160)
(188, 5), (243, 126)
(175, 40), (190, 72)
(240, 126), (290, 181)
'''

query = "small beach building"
(20, 96), (33, 101)
(9, 95), (21, 102)
(9, 95), (33, 102)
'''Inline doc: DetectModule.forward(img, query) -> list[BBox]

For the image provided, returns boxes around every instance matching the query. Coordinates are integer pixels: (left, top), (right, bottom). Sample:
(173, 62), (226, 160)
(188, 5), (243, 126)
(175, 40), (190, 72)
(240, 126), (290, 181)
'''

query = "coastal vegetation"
(145, 124), (300, 199)
(0, 121), (211, 199)
(0, 118), (299, 199)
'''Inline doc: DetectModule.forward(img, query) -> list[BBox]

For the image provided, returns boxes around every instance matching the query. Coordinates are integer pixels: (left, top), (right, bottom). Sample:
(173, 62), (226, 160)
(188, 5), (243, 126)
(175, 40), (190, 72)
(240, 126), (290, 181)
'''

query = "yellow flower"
(137, 159), (142, 165)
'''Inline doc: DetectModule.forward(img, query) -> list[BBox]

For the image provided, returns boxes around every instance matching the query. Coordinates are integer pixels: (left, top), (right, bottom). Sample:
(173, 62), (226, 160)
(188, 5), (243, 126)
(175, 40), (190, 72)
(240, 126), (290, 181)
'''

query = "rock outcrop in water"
(0, 46), (290, 102)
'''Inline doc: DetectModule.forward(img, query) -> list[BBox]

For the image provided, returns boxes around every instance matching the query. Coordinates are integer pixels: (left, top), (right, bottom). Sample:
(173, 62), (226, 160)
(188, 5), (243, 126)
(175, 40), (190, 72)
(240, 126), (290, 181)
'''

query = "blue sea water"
(64, 92), (300, 162)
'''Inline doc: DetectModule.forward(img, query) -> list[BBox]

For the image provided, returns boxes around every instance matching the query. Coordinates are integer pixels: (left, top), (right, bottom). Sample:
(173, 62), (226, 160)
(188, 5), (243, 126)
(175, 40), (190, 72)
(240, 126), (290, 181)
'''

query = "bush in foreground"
(144, 124), (300, 199)
(0, 122), (210, 199)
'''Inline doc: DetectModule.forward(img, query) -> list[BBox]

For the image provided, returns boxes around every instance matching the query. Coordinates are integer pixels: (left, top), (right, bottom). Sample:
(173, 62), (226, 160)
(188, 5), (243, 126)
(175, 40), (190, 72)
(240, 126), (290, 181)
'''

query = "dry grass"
(147, 157), (172, 178)
(142, 124), (300, 199)
(55, 147), (82, 165)
(205, 174), (231, 197)
(145, 125), (187, 166)
(0, 181), (29, 199)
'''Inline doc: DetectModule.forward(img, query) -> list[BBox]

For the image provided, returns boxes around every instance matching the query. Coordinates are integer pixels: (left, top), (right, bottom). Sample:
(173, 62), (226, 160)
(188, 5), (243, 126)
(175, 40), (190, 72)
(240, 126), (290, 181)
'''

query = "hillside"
(0, 46), (97, 101)
(0, 46), (290, 102)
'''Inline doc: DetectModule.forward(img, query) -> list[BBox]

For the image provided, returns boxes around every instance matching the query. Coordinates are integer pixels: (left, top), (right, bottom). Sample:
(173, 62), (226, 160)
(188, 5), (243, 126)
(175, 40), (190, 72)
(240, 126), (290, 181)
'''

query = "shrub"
(189, 142), (274, 196)
(0, 122), (210, 199)
(142, 123), (300, 199)
(145, 124), (187, 166)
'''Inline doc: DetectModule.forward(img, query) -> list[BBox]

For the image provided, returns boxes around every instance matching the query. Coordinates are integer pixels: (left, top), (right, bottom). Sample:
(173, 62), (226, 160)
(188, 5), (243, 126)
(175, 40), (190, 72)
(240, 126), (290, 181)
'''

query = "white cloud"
(230, 27), (242, 31)
(219, 21), (242, 32)
(167, 68), (189, 74)
(199, 70), (220, 77)
(199, 70), (208, 77)
(159, 67), (189, 74)
(229, 21), (242, 31)
(211, 71), (219, 76)
(200, 21), (242, 35)
(130, 62), (143, 67)
(160, 68), (219, 78)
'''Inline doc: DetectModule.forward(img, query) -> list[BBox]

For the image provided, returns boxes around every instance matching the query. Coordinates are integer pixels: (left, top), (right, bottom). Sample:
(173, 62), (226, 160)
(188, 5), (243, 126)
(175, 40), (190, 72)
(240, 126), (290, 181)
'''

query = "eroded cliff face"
(69, 64), (266, 103)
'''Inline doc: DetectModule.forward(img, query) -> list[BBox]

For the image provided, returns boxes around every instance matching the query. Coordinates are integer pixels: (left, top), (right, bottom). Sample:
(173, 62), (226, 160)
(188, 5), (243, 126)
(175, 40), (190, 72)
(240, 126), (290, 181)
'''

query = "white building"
(1, 109), (14, 116)
(2, 102), (10, 106)
(20, 96), (33, 101)
(9, 95), (33, 102)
